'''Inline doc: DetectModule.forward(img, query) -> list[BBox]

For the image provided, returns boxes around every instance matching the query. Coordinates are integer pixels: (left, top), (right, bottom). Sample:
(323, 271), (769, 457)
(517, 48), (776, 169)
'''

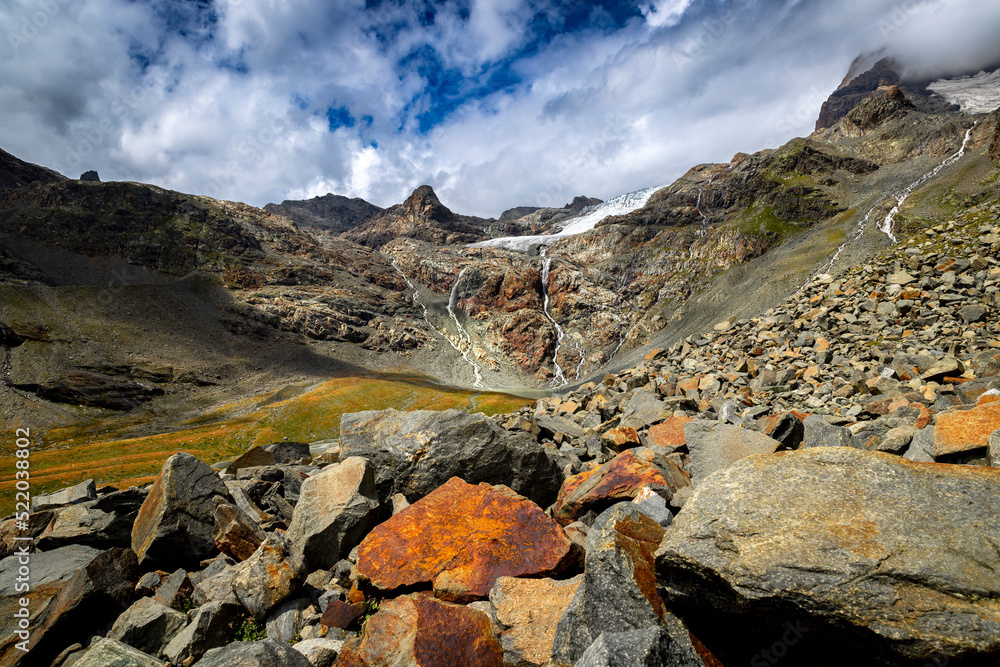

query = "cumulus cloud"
(0, 0), (995, 218)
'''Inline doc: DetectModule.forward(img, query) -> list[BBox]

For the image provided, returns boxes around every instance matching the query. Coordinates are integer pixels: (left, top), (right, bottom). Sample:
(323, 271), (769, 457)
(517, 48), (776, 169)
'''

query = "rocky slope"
(7, 199), (1000, 665)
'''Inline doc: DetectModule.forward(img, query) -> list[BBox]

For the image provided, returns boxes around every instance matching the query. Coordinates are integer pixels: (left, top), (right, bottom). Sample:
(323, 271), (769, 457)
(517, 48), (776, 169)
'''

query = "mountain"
(342, 184), (493, 248)
(263, 193), (384, 235)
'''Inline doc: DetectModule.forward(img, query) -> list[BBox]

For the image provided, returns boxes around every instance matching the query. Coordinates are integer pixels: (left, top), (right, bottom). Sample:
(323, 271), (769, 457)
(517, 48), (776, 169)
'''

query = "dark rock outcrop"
(0, 147), (64, 190)
(264, 193), (383, 235)
(991, 111), (1000, 164)
(79, 170), (100, 182)
(339, 409), (564, 507)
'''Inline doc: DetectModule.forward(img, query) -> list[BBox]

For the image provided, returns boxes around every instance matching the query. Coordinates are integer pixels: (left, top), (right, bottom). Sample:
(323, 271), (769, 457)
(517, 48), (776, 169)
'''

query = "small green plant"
(286, 632), (302, 645)
(359, 598), (381, 637)
(172, 595), (196, 614)
(235, 617), (267, 642)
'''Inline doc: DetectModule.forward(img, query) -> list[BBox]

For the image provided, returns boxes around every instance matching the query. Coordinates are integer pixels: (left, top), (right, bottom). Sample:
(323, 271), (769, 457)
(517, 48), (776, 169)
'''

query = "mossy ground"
(0, 376), (529, 516)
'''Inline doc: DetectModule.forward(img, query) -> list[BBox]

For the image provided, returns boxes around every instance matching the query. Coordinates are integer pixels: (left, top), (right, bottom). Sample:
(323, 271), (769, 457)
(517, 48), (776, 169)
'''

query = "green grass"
(0, 377), (530, 516)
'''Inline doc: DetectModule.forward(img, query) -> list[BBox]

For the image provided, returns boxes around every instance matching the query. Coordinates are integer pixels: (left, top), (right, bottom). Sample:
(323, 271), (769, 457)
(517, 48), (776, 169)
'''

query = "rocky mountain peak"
(0, 147), (65, 190)
(402, 184), (454, 224)
(565, 195), (602, 211)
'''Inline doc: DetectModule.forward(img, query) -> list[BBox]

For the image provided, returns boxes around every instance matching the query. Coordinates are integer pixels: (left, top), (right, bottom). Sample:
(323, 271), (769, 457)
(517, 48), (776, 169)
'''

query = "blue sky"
(1, 0), (999, 216)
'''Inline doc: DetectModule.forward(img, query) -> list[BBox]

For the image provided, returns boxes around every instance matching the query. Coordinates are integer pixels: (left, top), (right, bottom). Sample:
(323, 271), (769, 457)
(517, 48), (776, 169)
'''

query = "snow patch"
(928, 69), (1000, 115)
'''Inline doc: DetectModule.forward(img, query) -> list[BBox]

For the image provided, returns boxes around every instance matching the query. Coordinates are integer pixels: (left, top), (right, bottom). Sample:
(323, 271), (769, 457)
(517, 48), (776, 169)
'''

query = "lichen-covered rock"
(213, 501), (267, 562)
(231, 532), (306, 620)
(131, 452), (229, 568)
(655, 447), (1000, 665)
(337, 594), (503, 667)
(551, 450), (689, 526)
(339, 409), (563, 507)
(162, 601), (243, 665)
(286, 457), (380, 570)
(357, 477), (573, 603)
(934, 402), (1000, 458)
(489, 575), (582, 667)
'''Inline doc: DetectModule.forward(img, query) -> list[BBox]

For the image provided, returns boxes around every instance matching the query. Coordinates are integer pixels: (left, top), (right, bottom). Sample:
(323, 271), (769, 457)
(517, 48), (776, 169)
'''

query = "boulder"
(357, 477), (574, 603)
(131, 452), (230, 568)
(213, 501), (267, 562)
(193, 638), (314, 667)
(620, 391), (672, 429)
(0, 544), (101, 596)
(934, 402), (1000, 458)
(293, 638), (344, 667)
(552, 450), (690, 526)
(231, 532), (306, 620)
(0, 547), (139, 667)
(489, 575), (582, 667)
(339, 409), (563, 507)
(551, 503), (703, 666)
(648, 416), (694, 450)
(576, 626), (708, 667)
(656, 447), (1000, 665)
(162, 600), (242, 665)
(337, 593), (503, 667)
(31, 478), (96, 511)
(801, 414), (854, 449)
(152, 568), (193, 608)
(37, 487), (146, 551)
(684, 420), (783, 484)
(72, 637), (161, 667)
(286, 457), (380, 570)
(108, 596), (188, 657)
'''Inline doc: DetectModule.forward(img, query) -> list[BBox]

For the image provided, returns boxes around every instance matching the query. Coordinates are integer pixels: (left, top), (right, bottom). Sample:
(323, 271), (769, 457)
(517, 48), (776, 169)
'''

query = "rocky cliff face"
(992, 110), (1000, 164)
(0, 147), (65, 190)
(342, 185), (492, 248)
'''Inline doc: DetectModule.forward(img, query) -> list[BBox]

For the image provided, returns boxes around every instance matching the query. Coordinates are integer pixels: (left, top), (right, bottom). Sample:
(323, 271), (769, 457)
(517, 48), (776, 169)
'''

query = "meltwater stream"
(446, 268), (485, 388)
(879, 123), (977, 242)
(392, 258), (484, 388)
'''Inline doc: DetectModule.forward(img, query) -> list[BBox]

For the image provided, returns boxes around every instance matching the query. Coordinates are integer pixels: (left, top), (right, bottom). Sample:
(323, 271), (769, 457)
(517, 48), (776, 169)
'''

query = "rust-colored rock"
(551, 450), (690, 526)
(356, 477), (573, 602)
(934, 402), (1000, 457)
(600, 426), (640, 450)
(338, 593), (502, 667)
(213, 501), (266, 562)
(321, 600), (366, 629)
(648, 416), (694, 450)
(489, 576), (582, 667)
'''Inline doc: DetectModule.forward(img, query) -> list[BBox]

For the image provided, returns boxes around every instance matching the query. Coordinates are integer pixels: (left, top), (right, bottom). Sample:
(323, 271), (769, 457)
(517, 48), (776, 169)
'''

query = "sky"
(2, 0), (1000, 218)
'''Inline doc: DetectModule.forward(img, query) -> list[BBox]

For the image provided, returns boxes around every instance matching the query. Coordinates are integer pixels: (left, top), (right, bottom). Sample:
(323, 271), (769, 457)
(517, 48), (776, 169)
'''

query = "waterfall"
(392, 258), (484, 388)
(695, 188), (709, 238)
(879, 123), (977, 242)
(540, 251), (568, 385)
(446, 268), (485, 388)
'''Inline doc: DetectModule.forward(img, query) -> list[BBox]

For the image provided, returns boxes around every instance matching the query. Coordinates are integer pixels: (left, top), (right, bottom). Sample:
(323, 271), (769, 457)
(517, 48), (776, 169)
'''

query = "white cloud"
(0, 0), (995, 218)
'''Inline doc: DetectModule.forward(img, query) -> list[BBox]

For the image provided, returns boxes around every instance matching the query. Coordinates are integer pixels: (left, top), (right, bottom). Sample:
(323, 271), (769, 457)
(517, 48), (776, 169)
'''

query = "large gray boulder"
(37, 487), (146, 551)
(131, 452), (230, 568)
(194, 638), (313, 667)
(576, 626), (705, 667)
(287, 457), (380, 570)
(108, 596), (188, 657)
(162, 601), (242, 665)
(683, 420), (782, 485)
(339, 409), (564, 506)
(72, 637), (161, 667)
(231, 532), (306, 620)
(551, 503), (703, 666)
(656, 447), (1000, 665)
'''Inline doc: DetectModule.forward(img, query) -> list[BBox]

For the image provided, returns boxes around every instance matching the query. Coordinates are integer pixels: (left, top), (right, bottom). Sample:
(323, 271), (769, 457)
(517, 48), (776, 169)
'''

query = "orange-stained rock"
(337, 593), (502, 667)
(321, 600), (365, 630)
(551, 450), (690, 526)
(978, 394), (1000, 407)
(356, 478), (573, 602)
(600, 426), (640, 450)
(935, 402), (1000, 457)
(648, 416), (694, 450)
(815, 337), (830, 352)
(489, 576), (582, 667)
